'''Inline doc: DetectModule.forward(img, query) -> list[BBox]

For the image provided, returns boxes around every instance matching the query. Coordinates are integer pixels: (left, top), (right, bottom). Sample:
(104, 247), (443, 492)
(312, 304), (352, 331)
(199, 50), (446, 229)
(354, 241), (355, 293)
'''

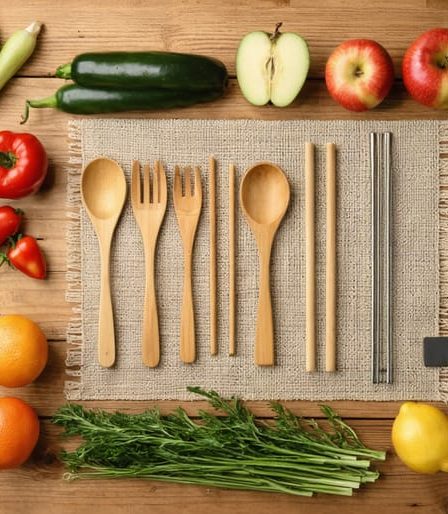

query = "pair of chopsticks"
(209, 157), (236, 357)
(370, 132), (393, 384)
(305, 143), (337, 373)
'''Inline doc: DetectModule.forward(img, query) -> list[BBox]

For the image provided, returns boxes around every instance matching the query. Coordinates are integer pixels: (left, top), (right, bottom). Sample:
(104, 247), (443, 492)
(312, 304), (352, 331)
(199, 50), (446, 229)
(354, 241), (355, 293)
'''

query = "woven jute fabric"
(66, 119), (444, 401)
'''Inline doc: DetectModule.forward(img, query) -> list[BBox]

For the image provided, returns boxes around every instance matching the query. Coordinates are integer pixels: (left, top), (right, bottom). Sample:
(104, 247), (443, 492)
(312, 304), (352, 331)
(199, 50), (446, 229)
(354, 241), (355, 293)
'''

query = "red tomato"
(0, 131), (48, 199)
(0, 206), (22, 246)
(7, 235), (46, 280)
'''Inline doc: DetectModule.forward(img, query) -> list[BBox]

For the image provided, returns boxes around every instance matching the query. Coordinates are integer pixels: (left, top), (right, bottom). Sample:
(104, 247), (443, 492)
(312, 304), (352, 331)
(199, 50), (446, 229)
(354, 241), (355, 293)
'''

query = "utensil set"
(82, 140), (394, 378)
(82, 157), (290, 368)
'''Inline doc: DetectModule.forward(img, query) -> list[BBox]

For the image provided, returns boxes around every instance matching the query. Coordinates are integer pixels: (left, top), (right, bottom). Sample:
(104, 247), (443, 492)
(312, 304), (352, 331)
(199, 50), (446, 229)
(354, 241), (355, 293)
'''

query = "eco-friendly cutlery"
(173, 165), (202, 363)
(81, 157), (126, 367)
(326, 143), (337, 372)
(229, 163), (236, 356)
(131, 160), (167, 367)
(305, 143), (316, 372)
(240, 162), (290, 365)
(370, 132), (393, 384)
(209, 156), (217, 356)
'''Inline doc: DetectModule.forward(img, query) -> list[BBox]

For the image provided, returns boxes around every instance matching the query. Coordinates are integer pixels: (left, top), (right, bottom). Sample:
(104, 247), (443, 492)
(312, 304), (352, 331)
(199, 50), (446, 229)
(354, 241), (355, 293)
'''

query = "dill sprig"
(52, 387), (385, 497)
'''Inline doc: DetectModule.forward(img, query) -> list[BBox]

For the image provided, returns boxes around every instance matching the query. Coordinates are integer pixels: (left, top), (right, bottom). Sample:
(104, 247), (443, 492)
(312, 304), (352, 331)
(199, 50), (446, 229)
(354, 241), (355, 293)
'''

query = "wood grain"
(1, 0), (448, 511)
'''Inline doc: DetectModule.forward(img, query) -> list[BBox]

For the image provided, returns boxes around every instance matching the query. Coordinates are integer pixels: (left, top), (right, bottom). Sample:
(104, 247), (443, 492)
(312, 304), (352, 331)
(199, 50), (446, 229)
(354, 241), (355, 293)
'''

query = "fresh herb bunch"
(52, 387), (385, 497)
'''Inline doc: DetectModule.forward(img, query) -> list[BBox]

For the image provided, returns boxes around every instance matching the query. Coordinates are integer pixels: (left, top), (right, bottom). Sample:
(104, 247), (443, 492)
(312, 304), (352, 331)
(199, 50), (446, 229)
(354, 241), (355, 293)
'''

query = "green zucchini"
(56, 52), (228, 92)
(21, 83), (224, 123)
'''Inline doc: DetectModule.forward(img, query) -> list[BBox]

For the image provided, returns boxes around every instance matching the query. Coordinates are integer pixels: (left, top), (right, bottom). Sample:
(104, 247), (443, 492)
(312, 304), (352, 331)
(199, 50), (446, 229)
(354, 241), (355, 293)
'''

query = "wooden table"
(1, 1), (448, 512)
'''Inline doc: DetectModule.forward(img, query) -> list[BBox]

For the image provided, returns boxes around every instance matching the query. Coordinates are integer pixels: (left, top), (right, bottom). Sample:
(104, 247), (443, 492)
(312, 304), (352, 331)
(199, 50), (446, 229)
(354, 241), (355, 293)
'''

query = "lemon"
(392, 402), (448, 474)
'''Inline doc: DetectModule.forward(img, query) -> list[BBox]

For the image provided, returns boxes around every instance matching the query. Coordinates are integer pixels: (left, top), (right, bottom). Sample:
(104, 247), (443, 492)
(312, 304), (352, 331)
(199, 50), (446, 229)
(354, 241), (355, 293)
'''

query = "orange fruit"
(0, 315), (48, 387)
(0, 397), (40, 469)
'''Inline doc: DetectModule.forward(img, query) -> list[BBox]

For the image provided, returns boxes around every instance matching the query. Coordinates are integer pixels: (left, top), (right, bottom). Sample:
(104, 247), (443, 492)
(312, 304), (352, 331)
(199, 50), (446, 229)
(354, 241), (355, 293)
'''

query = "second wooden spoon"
(240, 162), (290, 365)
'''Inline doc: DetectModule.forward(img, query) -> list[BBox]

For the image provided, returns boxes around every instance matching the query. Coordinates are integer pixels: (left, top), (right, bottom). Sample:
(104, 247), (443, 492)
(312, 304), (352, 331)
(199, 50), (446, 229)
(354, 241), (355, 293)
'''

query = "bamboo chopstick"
(326, 143), (337, 372)
(305, 143), (316, 372)
(209, 156), (217, 355)
(229, 163), (236, 356)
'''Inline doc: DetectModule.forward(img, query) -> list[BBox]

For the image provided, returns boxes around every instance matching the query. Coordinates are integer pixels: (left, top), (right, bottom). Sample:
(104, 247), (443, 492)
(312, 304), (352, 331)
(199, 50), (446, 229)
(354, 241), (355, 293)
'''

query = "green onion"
(0, 22), (42, 92)
(52, 387), (385, 497)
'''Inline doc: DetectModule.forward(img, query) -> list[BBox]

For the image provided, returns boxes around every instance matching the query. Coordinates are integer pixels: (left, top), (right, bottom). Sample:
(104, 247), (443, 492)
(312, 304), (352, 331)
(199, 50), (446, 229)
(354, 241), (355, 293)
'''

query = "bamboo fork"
(173, 165), (202, 363)
(131, 160), (167, 367)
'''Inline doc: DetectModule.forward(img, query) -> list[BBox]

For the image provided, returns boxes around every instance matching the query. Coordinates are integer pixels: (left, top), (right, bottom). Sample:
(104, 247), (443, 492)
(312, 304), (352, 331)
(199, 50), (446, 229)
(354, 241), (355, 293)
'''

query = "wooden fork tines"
(131, 160), (167, 367)
(173, 165), (202, 364)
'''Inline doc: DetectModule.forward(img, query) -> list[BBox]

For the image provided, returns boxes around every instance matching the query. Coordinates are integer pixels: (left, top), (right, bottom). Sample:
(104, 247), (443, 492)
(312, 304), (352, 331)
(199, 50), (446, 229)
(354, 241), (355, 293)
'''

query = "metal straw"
(370, 132), (393, 384)
(370, 133), (379, 384)
(384, 132), (393, 384)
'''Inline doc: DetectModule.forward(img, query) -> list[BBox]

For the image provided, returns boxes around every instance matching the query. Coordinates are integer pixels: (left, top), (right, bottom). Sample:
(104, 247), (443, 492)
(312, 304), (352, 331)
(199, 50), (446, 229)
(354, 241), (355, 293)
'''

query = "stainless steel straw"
(370, 131), (392, 384)
(384, 132), (392, 384)
(370, 133), (379, 384)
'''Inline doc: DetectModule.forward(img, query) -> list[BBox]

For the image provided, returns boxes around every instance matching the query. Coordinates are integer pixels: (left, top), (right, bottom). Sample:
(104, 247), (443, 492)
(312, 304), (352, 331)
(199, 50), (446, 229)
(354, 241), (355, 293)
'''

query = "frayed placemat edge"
(65, 120), (82, 400)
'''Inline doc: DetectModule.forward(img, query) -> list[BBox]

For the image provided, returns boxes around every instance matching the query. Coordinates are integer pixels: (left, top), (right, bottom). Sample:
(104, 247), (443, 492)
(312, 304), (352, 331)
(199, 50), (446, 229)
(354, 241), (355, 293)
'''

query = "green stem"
(56, 63), (72, 79)
(0, 151), (17, 169)
(21, 93), (58, 124)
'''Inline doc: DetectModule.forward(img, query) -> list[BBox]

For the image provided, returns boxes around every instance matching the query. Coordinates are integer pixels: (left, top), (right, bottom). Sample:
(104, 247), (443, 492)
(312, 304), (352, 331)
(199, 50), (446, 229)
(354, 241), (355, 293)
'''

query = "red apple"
(402, 28), (448, 109)
(325, 39), (394, 112)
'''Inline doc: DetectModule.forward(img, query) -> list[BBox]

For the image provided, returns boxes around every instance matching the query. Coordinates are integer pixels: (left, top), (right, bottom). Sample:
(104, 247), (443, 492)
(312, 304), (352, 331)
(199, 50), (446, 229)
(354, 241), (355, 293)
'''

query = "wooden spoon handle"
(98, 238), (115, 367)
(180, 251), (196, 363)
(255, 249), (274, 365)
(142, 244), (160, 367)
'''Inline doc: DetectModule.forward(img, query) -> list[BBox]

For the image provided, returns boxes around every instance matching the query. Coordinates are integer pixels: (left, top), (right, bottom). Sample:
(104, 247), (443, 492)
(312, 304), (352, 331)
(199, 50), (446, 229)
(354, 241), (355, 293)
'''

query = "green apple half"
(236, 25), (310, 107)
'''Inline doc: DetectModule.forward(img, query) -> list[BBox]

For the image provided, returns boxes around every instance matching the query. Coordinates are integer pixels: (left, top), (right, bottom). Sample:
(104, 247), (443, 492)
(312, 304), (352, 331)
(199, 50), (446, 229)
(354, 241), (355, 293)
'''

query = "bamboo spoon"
(240, 162), (290, 366)
(229, 163), (236, 356)
(326, 143), (337, 372)
(209, 156), (217, 355)
(81, 157), (127, 368)
(305, 143), (316, 372)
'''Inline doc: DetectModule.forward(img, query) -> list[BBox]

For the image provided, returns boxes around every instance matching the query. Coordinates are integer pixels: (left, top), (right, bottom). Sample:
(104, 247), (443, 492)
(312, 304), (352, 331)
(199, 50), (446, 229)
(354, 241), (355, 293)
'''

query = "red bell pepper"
(0, 130), (48, 199)
(5, 235), (46, 280)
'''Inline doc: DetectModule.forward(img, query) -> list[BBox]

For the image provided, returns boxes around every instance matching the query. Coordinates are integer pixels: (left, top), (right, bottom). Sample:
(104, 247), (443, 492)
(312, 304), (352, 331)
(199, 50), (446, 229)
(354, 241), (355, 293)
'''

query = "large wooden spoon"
(240, 162), (290, 365)
(81, 157), (127, 368)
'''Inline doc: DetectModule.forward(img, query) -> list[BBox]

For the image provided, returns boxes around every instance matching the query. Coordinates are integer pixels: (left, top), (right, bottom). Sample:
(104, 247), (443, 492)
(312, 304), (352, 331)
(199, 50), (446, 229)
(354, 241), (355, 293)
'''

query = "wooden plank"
(0, 272), (71, 341)
(0, 0), (446, 79)
(4, 79), (448, 139)
(0, 420), (445, 514)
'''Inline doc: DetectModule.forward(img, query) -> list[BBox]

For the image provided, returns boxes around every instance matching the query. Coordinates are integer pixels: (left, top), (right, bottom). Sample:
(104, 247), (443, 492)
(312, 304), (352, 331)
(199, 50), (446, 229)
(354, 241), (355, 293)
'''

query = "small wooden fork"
(173, 165), (202, 363)
(131, 160), (167, 367)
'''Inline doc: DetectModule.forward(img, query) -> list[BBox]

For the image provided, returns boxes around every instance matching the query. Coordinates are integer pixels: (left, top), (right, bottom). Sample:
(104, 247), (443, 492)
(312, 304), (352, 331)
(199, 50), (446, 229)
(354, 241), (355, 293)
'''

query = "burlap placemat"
(66, 119), (445, 401)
